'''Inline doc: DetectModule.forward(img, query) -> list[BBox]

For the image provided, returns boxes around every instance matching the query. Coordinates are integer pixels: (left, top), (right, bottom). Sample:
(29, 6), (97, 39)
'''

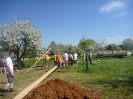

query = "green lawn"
(0, 55), (133, 99)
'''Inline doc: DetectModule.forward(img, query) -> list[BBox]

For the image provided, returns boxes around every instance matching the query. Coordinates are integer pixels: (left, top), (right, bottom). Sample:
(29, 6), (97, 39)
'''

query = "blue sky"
(0, 0), (133, 47)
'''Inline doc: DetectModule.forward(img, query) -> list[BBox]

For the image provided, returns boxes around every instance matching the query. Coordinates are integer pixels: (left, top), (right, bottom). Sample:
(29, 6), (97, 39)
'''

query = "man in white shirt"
(88, 52), (92, 65)
(73, 52), (78, 66)
(2, 51), (15, 95)
(63, 51), (68, 67)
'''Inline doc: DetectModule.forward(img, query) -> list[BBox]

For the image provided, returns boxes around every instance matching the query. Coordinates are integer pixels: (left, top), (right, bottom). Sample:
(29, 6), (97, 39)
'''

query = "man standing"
(73, 52), (78, 66)
(2, 51), (15, 95)
(63, 51), (68, 67)
(88, 52), (92, 65)
(44, 53), (50, 69)
(56, 52), (63, 72)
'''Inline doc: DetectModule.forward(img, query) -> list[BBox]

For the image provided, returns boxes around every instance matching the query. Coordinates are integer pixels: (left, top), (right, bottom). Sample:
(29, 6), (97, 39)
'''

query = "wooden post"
(85, 52), (88, 70)
(25, 48), (51, 74)
(13, 66), (58, 99)
(83, 52), (85, 64)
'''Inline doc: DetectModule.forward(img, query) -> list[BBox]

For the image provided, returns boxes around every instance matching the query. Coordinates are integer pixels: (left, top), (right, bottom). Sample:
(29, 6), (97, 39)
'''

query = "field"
(0, 54), (133, 99)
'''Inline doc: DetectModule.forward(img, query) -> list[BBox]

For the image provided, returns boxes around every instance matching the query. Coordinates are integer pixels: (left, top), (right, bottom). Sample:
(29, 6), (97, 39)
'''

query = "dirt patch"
(24, 78), (102, 99)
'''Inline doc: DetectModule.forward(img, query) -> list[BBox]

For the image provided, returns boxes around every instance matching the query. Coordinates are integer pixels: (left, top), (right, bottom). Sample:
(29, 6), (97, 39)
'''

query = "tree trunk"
(85, 53), (88, 70)
(97, 51), (99, 58)
(112, 50), (113, 54)
(83, 52), (85, 64)
(16, 47), (21, 68)
(126, 50), (127, 54)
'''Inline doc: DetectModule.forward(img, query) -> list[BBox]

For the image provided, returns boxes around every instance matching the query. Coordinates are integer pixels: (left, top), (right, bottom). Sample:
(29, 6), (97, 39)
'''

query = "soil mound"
(24, 78), (102, 99)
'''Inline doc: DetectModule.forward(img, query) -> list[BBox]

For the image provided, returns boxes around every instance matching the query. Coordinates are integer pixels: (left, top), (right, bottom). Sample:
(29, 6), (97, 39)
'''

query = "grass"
(0, 55), (133, 99)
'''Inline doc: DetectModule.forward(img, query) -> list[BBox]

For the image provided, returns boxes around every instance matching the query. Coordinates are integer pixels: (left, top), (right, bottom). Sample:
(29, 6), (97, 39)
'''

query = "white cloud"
(111, 12), (127, 17)
(105, 36), (130, 45)
(100, 1), (125, 13)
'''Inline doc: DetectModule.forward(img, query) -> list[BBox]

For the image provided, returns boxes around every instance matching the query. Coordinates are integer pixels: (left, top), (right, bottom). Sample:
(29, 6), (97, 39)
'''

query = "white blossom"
(0, 17), (44, 56)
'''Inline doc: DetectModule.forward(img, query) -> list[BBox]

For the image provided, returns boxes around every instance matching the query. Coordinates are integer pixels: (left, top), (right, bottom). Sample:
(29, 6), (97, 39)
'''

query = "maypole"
(25, 48), (51, 74)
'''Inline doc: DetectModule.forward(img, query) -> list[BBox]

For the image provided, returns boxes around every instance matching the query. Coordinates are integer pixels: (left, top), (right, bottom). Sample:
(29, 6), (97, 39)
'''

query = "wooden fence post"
(85, 52), (88, 70)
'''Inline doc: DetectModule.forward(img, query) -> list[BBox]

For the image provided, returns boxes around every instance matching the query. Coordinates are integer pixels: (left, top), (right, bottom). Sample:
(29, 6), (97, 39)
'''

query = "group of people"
(55, 51), (78, 72)
(44, 51), (78, 72)
(0, 51), (15, 96)
(44, 51), (93, 72)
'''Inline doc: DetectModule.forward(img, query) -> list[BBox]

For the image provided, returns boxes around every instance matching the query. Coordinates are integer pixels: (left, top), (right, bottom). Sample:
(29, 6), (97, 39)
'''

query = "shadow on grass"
(0, 88), (3, 94)
(97, 77), (133, 90)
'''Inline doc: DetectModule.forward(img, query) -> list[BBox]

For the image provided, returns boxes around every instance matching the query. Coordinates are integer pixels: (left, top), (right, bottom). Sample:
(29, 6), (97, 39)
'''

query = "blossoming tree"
(0, 17), (43, 67)
(122, 38), (133, 53)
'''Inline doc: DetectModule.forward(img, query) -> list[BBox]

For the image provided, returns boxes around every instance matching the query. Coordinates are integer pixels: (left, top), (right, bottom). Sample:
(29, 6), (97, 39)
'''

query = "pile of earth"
(24, 78), (102, 99)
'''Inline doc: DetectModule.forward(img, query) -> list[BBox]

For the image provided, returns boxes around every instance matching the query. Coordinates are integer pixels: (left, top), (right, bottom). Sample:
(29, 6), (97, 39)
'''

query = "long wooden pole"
(13, 66), (58, 99)
(25, 48), (51, 74)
